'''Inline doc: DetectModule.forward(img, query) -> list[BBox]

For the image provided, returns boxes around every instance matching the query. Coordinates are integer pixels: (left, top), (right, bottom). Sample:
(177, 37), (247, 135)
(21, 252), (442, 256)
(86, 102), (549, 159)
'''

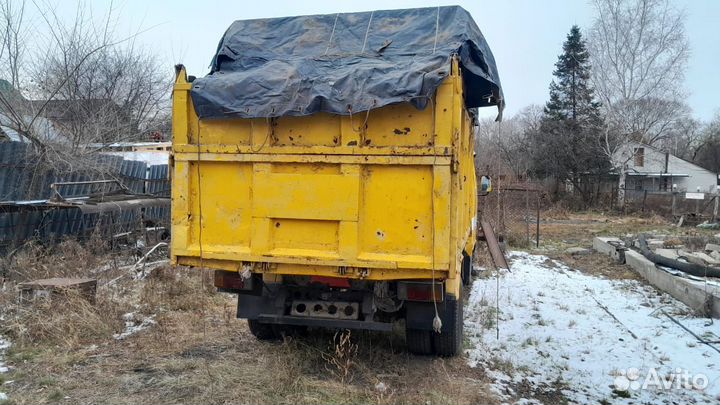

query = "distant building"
(616, 141), (719, 193)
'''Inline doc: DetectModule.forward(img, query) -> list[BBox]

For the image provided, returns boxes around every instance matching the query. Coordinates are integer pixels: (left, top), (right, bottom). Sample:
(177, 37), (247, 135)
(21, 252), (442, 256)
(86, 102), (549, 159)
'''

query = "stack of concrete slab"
(624, 250), (720, 318)
(592, 237), (626, 263)
(593, 235), (720, 318)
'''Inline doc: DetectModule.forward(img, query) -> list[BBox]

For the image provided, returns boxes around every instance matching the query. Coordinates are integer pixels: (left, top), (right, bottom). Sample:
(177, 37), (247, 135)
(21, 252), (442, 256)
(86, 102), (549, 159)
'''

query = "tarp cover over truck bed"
(190, 6), (503, 119)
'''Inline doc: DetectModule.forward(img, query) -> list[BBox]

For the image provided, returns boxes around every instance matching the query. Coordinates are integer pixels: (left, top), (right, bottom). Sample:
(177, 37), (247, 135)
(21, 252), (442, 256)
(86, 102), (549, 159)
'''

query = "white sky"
(33, 0), (720, 121)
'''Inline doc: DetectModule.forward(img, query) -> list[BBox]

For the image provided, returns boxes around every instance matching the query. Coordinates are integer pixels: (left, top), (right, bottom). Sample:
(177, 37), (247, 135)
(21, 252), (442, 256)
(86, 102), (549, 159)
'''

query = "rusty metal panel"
(480, 219), (509, 270)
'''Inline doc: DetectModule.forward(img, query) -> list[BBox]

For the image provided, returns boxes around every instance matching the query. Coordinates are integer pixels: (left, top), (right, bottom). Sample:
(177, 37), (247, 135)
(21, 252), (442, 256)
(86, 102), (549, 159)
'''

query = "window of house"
(634, 147), (645, 167)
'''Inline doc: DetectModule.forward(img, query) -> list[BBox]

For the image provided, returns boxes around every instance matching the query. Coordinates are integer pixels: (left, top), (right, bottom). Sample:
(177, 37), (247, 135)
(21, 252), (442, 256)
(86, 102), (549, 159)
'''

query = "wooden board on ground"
(18, 277), (97, 304)
(479, 220), (509, 270)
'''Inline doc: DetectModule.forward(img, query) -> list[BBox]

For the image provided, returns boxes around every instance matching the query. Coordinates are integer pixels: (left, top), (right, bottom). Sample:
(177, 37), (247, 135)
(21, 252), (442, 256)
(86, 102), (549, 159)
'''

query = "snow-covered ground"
(466, 251), (720, 404)
(0, 335), (10, 401)
(113, 312), (156, 340)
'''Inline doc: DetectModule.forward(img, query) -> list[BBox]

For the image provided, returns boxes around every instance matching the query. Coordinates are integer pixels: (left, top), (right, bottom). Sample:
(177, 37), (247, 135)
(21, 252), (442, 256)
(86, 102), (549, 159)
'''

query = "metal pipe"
(637, 234), (720, 278)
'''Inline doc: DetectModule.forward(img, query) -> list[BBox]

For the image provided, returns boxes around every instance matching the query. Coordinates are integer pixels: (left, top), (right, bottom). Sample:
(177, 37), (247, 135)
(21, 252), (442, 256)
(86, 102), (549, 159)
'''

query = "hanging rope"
(324, 13), (340, 56)
(432, 6), (440, 53)
(360, 11), (374, 54)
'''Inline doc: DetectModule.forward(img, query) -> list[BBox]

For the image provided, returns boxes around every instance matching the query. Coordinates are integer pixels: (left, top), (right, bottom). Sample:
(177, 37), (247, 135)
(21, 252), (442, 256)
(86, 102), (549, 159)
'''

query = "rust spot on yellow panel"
(188, 161), (252, 247)
(359, 165), (433, 258)
(270, 162), (341, 175)
(275, 113), (341, 146)
(365, 103), (434, 147)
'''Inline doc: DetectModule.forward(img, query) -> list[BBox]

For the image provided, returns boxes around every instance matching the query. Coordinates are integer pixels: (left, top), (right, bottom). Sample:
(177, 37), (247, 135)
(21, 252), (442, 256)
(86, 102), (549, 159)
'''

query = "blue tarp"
(190, 6), (503, 119)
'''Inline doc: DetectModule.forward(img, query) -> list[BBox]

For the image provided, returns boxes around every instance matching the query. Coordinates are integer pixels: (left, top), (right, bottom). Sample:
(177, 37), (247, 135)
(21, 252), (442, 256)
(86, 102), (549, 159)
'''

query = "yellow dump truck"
(171, 6), (503, 356)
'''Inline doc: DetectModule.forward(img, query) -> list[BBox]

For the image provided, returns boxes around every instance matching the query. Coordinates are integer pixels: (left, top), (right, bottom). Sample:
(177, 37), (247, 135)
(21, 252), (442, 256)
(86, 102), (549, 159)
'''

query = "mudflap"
(405, 294), (459, 333)
(405, 293), (463, 356)
(461, 250), (472, 286)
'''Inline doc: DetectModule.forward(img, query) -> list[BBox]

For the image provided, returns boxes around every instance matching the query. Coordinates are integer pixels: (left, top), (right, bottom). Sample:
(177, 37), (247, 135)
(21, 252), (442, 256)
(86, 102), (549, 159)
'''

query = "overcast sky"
(45, 0), (720, 121)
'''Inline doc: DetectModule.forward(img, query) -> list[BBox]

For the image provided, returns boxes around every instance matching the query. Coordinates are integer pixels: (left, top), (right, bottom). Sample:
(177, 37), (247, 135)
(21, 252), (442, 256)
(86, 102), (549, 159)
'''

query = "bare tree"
(0, 0), (25, 89)
(588, 0), (690, 209)
(692, 112), (720, 174)
(0, 1), (170, 199)
(0, 1), (170, 153)
(656, 113), (702, 160)
(475, 105), (541, 181)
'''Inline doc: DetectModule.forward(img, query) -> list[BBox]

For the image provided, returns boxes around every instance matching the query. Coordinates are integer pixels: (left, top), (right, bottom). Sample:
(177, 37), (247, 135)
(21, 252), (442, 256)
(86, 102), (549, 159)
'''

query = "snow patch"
(466, 251), (720, 404)
(0, 336), (10, 401)
(113, 312), (156, 340)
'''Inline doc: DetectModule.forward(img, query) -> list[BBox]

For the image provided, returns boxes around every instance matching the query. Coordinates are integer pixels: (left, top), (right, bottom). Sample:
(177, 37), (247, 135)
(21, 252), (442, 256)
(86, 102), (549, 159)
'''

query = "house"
(0, 79), (135, 144)
(617, 141), (719, 193)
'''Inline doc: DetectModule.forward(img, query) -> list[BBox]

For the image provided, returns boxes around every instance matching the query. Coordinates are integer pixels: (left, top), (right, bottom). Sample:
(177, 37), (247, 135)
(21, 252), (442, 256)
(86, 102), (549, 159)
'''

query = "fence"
(0, 141), (171, 253)
(623, 189), (719, 221)
(478, 182), (545, 248)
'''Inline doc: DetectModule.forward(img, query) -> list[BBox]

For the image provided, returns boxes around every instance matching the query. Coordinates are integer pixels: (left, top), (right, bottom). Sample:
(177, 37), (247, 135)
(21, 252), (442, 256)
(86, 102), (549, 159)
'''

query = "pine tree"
(545, 25), (602, 124)
(531, 25), (608, 205)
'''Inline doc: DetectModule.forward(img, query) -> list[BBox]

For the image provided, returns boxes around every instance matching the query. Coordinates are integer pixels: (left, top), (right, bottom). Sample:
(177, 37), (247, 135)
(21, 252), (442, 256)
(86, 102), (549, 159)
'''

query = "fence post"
(671, 192), (677, 216)
(642, 190), (647, 212)
(536, 192), (540, 248)
(525, 189), (530, 246)
(713, 189), (719, 222)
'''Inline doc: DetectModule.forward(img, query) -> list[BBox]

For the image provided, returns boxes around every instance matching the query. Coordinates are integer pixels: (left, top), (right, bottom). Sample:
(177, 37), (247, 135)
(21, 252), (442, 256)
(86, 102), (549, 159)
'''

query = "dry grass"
(3, 292), (128, 348)
(553, 252), (641, 281)
(0, 242), (499, 405)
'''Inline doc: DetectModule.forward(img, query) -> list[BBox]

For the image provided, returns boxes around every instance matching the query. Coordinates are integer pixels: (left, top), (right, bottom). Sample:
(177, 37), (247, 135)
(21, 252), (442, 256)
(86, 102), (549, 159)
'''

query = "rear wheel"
(432, 293), (464, 357)
(406, 328), (433, 355)
(247, 319), (279, 340)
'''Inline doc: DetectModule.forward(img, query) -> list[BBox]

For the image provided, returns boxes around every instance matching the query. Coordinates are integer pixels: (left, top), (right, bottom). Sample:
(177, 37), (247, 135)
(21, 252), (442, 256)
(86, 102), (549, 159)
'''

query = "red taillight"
(397, 281), (444, 302)
(214, 270), (245, 290)
(310, 276), (351, 288)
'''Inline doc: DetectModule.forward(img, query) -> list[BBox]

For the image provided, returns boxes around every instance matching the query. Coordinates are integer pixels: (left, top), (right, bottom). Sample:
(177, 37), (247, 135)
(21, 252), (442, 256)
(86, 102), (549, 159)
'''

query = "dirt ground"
(0, 211), (716, 405)
(0, 242), (496, 405)
(536, 211), (718, 279)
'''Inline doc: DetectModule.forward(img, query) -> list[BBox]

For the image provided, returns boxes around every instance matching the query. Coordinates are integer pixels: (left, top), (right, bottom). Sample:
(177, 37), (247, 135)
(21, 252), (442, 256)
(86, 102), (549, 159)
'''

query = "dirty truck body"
(170, 6), (503, 356)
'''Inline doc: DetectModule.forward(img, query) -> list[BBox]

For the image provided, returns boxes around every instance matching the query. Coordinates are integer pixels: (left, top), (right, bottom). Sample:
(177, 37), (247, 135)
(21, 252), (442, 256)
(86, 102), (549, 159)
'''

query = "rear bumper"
(256, 314), (393, 331)
(234, 280), (458, 333)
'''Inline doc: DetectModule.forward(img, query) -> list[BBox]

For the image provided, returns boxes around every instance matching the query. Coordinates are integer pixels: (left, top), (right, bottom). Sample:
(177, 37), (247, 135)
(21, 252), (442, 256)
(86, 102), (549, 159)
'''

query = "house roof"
(627, 141), (718, 176)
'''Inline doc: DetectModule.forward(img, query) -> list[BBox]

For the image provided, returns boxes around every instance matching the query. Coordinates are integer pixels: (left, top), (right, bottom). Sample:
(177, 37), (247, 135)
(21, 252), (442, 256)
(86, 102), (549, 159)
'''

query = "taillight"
(397, 281), (444, 302)
(214, 270), (247, 290)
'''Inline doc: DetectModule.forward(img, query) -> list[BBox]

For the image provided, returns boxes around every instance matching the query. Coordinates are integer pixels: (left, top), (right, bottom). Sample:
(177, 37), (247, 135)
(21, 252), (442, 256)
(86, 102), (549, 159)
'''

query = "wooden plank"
(479, 220), (509, 270)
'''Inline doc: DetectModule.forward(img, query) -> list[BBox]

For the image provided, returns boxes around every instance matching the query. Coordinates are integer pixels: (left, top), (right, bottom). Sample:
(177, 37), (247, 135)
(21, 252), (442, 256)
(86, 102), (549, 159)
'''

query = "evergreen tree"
(545, 25), (602, 123)
(531, 25), (608, 205)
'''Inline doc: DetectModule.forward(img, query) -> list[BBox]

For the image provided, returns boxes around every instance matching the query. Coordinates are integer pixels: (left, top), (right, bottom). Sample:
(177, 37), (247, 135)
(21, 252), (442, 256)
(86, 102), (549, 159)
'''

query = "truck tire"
(406, 328), (433, 355)
(432, 294), (464, 356)
(247, 319), (279, 340)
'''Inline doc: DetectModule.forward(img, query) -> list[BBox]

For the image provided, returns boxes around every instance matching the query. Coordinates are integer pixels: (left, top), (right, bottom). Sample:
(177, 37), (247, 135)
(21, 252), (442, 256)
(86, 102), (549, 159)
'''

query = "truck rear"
(170, 6), (503, 356)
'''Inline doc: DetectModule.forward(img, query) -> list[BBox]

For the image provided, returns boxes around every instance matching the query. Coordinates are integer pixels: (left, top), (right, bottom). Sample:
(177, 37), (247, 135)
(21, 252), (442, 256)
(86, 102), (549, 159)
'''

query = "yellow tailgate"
(171, 60), (475, 291)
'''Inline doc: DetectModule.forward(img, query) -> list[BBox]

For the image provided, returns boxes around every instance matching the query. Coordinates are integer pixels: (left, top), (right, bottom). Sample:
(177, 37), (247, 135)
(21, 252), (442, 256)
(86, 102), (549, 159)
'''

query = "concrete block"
(18, 277), (97, 304)
(705, 243), (720, 253)
(647, 239), (665, 250)
(624, 250), (657, 276)
(654, 248), (680, 260)
(681, 251), (719, 266)
(624, 250), (720, 319)
(565, 247), (591, 256)
(593, 237), (625, 262)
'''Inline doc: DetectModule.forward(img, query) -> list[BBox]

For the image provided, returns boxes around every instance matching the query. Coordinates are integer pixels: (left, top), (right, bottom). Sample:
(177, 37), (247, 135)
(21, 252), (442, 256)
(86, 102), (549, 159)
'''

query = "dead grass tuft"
(322, 330), (359, 384)
(2, 291), (128, 348)
(140, 266), (218, 313)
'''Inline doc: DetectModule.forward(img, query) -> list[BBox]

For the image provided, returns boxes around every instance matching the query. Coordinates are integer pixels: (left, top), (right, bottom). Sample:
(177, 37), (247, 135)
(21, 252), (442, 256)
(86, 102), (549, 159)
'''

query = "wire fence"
(478, 181), (546, 248)
(621, 189), (719, 223)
